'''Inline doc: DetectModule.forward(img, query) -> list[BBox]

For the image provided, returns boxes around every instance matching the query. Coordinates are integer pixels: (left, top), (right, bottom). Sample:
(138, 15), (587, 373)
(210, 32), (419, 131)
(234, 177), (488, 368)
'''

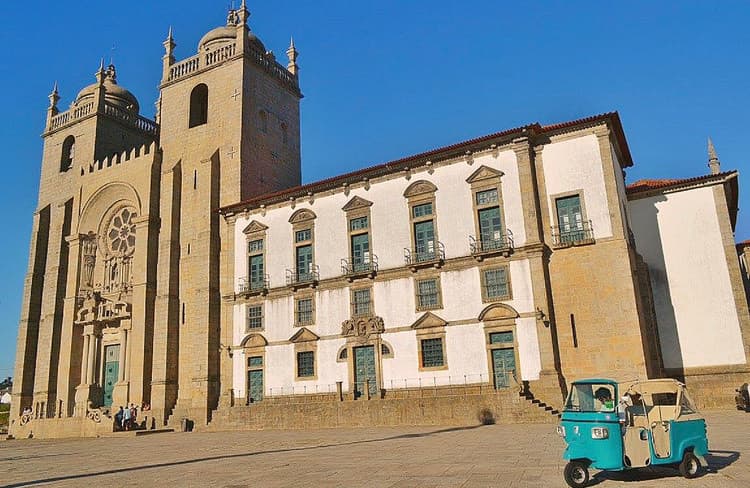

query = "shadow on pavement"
(3, 424), (484, 487)
(589, 450), (739, 484)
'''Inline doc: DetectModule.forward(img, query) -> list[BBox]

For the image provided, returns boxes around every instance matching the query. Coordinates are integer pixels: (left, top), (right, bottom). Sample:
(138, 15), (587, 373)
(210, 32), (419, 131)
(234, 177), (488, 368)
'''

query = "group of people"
(114, 403), (150, 431)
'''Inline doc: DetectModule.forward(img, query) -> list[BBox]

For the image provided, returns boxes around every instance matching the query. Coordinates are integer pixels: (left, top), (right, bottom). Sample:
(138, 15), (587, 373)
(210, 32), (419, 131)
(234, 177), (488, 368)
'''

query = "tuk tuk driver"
(595, 387), (615, 412)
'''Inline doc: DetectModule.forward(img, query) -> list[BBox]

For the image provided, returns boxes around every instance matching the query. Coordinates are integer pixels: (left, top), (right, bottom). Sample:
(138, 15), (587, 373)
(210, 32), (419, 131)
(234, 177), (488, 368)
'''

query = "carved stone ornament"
(75, 290), (131, 325)
(341, 315), (385, 340)
(288, 208), (316, 224)
(403, 180), (437, 198)
(466, 165), (504, 184)
(242, 220), (269, 235)
(342, 195), (373, 212)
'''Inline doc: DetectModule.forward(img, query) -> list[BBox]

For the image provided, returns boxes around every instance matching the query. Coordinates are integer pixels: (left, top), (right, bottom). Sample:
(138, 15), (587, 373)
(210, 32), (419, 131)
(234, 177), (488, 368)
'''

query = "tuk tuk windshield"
(565, 382), (617, 412)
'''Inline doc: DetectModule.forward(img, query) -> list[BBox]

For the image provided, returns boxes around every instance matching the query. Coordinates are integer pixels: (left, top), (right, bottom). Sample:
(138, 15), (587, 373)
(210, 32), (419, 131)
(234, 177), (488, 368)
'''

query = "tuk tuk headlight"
(556, 425), (565, 437)
(591, 427), (609, 439)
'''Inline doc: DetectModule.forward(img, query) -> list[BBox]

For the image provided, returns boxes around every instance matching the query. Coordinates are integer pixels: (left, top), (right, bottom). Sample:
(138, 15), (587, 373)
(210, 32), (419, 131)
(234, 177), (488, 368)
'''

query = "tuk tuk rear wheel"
(678, 451), (700, 479)
(564, 461), (590, 488)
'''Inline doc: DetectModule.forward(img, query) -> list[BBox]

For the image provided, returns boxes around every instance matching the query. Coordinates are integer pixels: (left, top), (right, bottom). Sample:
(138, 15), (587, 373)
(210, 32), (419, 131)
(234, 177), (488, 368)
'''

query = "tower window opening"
(60, 135), (75, 172)
(259, 110), (268, 133)
(189, 84), (209, 127)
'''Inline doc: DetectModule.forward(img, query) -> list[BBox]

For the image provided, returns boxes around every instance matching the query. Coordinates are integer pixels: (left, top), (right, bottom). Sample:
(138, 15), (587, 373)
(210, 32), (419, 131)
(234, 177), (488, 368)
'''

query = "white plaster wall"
(629, 187), (746, 368)
(543, 134), (613, 238)
(516, 317), (542, 380)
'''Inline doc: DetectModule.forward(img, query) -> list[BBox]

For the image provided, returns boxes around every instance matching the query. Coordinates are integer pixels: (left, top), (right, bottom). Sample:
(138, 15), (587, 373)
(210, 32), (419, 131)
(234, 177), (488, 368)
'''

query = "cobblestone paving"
(0, 411), (746, 487)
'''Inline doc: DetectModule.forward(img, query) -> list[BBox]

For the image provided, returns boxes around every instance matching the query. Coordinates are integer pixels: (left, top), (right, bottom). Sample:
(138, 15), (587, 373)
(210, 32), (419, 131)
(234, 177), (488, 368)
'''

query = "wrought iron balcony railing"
(286, 266), (320, 288)
(404, 242), (445, 270)
(237, 274), (270, 295)
(551, 220), (595, 248)
(469, 230), (514, 259)
(341, 255), (379, 280)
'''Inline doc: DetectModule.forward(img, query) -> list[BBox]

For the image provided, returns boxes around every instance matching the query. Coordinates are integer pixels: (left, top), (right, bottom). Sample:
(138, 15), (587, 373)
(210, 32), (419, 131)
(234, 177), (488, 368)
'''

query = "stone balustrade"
(47, 101), (157, 136)
(49, 101), (95, 131)
(205, 43), (236, 66)
(168, 54), (200, 81)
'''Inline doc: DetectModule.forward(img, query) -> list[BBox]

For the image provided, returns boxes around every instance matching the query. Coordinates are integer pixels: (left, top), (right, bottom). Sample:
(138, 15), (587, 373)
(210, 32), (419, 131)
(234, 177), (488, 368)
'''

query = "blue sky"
(0, 1), (748, 377)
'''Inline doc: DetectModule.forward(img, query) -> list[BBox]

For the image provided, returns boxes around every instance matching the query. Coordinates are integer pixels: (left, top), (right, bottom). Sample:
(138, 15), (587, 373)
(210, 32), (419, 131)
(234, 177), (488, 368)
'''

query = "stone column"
(218, 215), (237, 408)
(87, 332), (97, 385)
(118, 329), (127, 382)
(62, 234), (87, 418)
(511, 136), (542, 245)
(594, 127), (626, 240)
(80, 334), (90, 385)
(124, 329), (131, 381)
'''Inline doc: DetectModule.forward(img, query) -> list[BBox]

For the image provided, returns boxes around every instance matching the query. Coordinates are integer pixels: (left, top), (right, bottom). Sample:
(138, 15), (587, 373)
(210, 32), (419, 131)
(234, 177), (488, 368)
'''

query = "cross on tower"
(231, 88), (241, 101)
(226, 146), (237, 159)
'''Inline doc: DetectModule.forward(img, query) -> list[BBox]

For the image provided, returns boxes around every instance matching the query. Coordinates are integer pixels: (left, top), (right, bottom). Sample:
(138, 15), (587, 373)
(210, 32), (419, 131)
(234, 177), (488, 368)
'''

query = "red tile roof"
(626, 171), (736, 194)
(220, 111), (632, 214)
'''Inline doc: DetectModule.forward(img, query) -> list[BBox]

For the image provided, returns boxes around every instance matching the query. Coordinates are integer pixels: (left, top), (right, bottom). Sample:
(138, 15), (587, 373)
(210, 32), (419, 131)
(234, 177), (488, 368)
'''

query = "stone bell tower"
(11, 59), (159, 428)
(153, 1), (303, 426)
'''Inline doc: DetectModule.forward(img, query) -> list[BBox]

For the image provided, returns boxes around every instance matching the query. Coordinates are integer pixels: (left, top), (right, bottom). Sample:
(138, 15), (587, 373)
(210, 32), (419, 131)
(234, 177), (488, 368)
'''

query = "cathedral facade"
(11, 5), (750, 438)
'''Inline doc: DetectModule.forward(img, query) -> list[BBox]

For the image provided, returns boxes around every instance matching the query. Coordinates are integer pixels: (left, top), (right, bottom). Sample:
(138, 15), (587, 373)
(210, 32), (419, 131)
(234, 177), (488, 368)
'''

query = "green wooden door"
(296, 245), (313, 277)
(492, 348), (516, 389)
(249, 254), (264, 288)
(414, 220), (435, 261)
(478, 206), (502, 248)
(103, 344), (120, 407)
(354, 346), (377, 398)
(247, 356), (263, 403)
(556, 195), (583, 243)
(351, 233), (370, 271)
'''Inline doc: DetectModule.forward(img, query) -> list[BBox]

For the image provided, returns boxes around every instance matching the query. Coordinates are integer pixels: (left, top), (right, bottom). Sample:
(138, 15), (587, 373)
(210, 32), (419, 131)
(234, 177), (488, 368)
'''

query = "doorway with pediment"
(340, 315), (388, 399)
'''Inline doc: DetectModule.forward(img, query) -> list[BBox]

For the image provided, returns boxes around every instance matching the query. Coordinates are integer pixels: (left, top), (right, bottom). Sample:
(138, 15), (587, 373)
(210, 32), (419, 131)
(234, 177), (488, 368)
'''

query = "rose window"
(106, 207), (137, 256)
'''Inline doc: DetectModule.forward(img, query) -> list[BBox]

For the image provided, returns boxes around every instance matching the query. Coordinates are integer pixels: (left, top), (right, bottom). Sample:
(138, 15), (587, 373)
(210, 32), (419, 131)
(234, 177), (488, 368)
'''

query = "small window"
(412, 203), (433, 218)
(248, 239), (263, 253)
(295, 229), (312, 243)
(421, 338), (444, 368)
(259, 110), (268, 133)
(489, 331), (513, 344)
(338, 348), (348, 360)
(416, 278), (440, 310)
(189, 84), (208, 127)
(476, 189), (499, 205)
(295, 298), (314, 325)
(381, 344), (391, 356)
(483, 268), (510, 300)
(247, 356), (263, 367)
(247, 305), (263, 330)
(60, 135), (75, 172)
(352, 289), (371, 317)
(297, 351), (315, 377)
(349, 216), (369, 231)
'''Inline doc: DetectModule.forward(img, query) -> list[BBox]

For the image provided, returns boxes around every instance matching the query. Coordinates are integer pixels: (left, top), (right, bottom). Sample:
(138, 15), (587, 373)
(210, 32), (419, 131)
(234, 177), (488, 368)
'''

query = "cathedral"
(11, 4), (750, 438)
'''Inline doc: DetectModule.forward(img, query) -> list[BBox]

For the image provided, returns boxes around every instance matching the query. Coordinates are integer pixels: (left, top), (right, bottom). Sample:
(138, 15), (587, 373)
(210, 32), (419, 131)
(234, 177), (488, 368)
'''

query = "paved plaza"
(0, 412), (747, 487)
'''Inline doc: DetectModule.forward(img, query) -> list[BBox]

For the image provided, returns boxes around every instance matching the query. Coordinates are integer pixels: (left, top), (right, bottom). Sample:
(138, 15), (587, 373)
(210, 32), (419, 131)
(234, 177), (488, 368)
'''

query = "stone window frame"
(479, 263), (513, 303)
(336, 344), (349, 363)
(289, 209), (317, 279)
(342, 196), (374, 268)
(466, 166), (507, 249)
(414, 273), (443, 312)
(290, 328), (319, 381)
(403, 180), (440, 260)
(380, 339), (394, 359)
(242, 220), (268, 290)
(484, 324), (521, 387)
(294, 292), (316, 327)
(350, 285), (374, 318)
(245, 302), (264, 332)
(416, 328), (448, 372)
(550, 189), (592, 244)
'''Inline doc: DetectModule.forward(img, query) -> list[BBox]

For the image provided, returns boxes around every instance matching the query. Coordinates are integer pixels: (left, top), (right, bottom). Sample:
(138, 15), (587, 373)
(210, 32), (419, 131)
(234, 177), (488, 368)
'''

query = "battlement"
(80, 141), (158, 176)
(46, 101), (158, 137)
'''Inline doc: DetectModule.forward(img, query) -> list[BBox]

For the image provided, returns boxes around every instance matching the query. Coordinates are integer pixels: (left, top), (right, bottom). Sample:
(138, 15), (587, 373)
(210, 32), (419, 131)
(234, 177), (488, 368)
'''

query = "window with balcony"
(288, 209), (318, 286)
(552, 192), (594, 247)
(404, 180), (443, 268)
(467, 165), (511, 256)
(342, 196), (377, 278)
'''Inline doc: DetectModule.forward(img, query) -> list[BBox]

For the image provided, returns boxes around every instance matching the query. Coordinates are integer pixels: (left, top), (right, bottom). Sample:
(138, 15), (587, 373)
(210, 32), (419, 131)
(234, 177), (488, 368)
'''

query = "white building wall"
(229, 143), (564, 396)
(629, 186), (746, 369)
(543, 134), (613, 239)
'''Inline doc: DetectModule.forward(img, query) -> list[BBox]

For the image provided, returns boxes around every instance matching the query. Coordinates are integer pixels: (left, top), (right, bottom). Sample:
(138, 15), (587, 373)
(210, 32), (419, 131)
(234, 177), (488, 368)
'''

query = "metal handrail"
(341, 254), (379, 276)
(286, 266), (320, 286)
(551, 220), (595, 247)
(404, 241), (445, 266)
(469, 229), (514, 254)
(237, 274), (269, 293)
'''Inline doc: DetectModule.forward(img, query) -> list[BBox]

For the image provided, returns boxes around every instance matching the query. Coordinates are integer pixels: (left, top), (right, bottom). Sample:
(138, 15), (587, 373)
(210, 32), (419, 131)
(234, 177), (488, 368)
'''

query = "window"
(248, 239), (263, 253)
(553, 193), (593, 246)
(476, 189), (498, 205)
(420, 338), (444, 368)
(489, 331), (513, 344)
(352, 288), (372, 317)
(467, 165), (507, 254)
(404, 180), (440, 266)
(295, 297), (314, 325)
(416, 278), (441, 311)
(350, 216), (368, 231)
(297, 351), (314, 377)
(295, 229), (311, 242)
(259, 110), (268, 133)
(189, 84), (208, 127)
(247, 238), (265, 291)
(60, 135), (75, 172)
(381, 343), (391, 356)
(338, 348), (348, 361)
(247, 305), (263, 330)
(342, 197), (374, 275)
(288, 209), (317, 286)
(482, 267), (511, 301)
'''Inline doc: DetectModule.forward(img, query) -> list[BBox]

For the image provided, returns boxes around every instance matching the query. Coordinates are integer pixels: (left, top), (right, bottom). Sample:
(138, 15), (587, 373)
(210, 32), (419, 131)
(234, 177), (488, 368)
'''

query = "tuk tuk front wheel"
(678, 451), (700, 479)
(564, 461), (590, 488)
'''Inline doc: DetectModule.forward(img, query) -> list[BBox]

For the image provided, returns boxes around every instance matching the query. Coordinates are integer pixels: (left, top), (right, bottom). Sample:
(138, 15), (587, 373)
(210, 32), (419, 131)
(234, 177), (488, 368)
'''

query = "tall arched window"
(60, 135), (75, 172)
(258, 110), (268, 133)
(189, 84), (209, 127)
